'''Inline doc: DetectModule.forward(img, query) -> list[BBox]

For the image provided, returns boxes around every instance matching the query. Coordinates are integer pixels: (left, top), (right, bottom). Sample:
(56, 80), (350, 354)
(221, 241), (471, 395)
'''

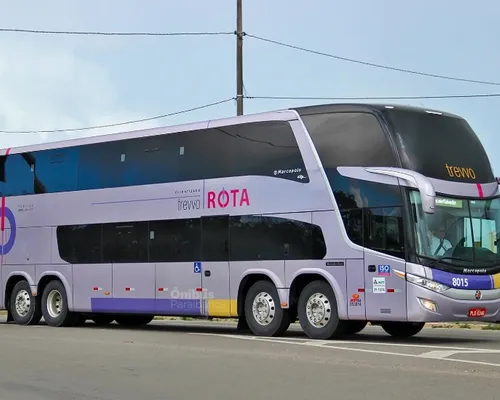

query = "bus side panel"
(201, 260), (231, 317)
(155, 262), (203, 316)
(110, 263), (156, 314)
(3, 226), (53, 266)
(73, 264), (112, 312)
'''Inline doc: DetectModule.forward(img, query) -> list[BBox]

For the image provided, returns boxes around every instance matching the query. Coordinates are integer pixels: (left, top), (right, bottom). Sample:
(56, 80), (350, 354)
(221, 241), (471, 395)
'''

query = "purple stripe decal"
(430, 269), (493, 290)
(91, 298), (202, 316)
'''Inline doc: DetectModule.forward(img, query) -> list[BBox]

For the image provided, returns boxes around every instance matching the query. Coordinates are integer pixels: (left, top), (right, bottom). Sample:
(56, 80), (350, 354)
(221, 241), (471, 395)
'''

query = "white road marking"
(420, 350), (467, 359)
(189, 333), (500, 367)
(191, 332), (500, 353)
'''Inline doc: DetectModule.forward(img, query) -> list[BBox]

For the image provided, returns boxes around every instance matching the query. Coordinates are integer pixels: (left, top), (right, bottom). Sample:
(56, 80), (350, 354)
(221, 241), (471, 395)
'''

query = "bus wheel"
(297, 280), (344, 340)
(115, 315), (154, 326)
(343, 320), (368, 335)
(380, 321), (425, 337)
(9, 280), (42, 325)
(91, 315), (115, 326)
(244, 280), (290, 337)
(41, 280), (76, 327)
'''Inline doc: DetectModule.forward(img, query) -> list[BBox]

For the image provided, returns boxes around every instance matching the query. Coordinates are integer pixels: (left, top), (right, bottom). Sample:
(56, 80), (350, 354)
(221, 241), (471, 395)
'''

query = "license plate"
(468, 307), (486, 317)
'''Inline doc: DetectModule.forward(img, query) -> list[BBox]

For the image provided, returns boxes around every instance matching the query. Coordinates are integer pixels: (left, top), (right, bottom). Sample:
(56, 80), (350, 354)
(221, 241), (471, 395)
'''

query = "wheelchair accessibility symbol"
(193, 262), (202, 274)
(0, 206), (16, 256)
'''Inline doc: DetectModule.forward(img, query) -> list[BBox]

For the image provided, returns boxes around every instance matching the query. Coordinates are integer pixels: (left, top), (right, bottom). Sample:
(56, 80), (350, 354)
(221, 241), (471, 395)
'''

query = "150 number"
(452, 277), (469, 287)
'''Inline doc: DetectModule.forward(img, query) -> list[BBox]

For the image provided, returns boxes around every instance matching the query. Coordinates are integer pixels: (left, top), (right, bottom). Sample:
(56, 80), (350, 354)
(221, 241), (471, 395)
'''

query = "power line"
(3, 26), (499, 87)
(0, 97), (235, 134)
(246, 34), (500, 87)
(246, 93), (500, 101)
(2, 92), (498, 135)
(0, 28), (234, 36)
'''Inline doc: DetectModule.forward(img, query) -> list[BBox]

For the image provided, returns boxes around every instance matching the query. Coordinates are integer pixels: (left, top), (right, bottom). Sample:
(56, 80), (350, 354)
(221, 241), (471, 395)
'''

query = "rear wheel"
(9, 280), (42, 325)
(297, 280), (345, 339)
(115, 315), (154, 326)
(41, 280), (76, 327)
(244, 280), (290, 337)
(380, 321), (425, 337)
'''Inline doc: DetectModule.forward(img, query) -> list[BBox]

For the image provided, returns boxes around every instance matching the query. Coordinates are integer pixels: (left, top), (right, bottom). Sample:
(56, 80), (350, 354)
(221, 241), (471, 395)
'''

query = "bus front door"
(363, 250), (408, 321)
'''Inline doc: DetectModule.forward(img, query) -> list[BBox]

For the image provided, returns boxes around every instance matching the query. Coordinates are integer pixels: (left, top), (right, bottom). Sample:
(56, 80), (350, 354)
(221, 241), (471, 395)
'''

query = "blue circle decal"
(0, 207), (16, 255)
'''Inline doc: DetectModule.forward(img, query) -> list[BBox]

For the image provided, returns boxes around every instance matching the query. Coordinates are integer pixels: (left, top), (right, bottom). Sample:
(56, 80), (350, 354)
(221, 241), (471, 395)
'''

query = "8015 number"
(451, 277), (469, 288)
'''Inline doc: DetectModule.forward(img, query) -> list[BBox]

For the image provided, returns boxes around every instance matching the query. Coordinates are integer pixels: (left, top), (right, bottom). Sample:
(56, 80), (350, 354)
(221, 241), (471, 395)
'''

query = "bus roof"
(290, 102), (462, 119)
(1, 102), (462, 155)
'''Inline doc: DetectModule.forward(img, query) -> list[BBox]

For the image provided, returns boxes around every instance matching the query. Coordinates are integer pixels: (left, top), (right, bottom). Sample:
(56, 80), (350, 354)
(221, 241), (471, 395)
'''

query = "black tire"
(342, 320), (368, 335)
(380, 321), (425, 337)
(9, 280), (42, 325)
(91, 315), (115, 326)
(244, 280), (290, 337)
(114, 315), (154, 326)
(41, 280), (76, 327)
(297, 280), (345, 340)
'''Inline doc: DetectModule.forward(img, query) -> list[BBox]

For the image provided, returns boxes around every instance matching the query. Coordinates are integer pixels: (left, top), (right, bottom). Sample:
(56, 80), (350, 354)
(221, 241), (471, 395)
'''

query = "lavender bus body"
(1, 103), (499, 339)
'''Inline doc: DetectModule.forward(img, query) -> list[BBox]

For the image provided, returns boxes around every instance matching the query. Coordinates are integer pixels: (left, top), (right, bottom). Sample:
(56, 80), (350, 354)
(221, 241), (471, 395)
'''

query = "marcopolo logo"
(0, 206), (16, 256)
(207, 188), (250, 209)
(274, 168), (302, 176)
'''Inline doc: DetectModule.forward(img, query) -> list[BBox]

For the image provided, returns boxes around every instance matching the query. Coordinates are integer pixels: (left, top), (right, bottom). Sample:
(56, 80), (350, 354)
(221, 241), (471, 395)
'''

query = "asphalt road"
(0, 318), (499, 400)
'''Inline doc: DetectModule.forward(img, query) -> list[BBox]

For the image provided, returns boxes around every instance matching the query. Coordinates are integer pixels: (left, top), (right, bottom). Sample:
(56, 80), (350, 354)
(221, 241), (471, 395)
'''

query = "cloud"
(0, 37), (161, 149)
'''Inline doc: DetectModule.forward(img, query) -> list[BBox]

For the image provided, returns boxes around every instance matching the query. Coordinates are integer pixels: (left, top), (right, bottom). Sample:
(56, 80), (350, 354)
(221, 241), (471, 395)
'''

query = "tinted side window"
(328, 169), (406, 256)
(102, 221), (149, 263)
(33, 147), (80, 193)
(201, 216), (229, 261)
(176, 128), (232, 182)
(329, 169), (403, 211)
(229, 215), (327, 261)
(0, 156), (5, 195)
(57, 224), (102, 263)
(56, 216), (327, 263)
(123, 135), (180, 186)
(78, 141), (126, 190)
(3, 154), (35, 196)
(223, 121), (308, 182)
(149, 218), (201, 262)
(230, 215), (263, 261)
(301, 112), (397, 169)
(364, 206), (405, 258)
(340, 209), (363, 246)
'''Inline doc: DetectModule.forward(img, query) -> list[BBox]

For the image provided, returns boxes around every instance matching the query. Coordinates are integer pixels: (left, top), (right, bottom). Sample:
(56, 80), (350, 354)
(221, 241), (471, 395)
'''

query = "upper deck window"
(300, 111), (398, 169)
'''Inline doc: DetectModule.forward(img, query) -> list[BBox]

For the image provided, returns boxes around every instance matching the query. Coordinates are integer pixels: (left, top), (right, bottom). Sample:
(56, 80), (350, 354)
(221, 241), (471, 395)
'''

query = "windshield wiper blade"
(418, 254), (471, 268)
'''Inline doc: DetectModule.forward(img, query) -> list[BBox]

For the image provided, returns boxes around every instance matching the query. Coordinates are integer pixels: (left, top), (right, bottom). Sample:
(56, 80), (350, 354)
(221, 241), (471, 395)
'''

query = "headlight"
(406, 272), (449, 293)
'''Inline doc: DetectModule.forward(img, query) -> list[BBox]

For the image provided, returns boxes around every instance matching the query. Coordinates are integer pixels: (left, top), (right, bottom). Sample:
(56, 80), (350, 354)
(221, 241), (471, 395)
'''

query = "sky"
(1, 0), (499, 172)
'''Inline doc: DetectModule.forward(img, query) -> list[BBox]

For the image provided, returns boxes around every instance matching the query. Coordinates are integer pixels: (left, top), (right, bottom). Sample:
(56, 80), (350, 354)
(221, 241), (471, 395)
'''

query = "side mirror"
(496, 177), (500, 185)
(365, 167), (436, 214)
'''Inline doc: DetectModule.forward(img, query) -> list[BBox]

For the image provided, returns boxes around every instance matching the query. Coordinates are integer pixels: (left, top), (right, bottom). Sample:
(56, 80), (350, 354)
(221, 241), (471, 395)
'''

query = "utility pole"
(236, 0), (243, 115)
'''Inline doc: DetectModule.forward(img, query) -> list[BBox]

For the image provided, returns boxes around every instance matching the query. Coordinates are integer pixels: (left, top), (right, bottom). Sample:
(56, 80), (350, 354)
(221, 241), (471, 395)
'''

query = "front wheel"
(297, 280), (345, 339)
(380, 321), (425, 337)
(244, 280), (290, 337)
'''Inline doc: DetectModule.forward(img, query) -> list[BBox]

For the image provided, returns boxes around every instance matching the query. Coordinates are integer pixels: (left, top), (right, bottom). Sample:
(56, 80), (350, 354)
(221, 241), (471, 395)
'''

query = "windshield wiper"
(417, 254), (471, 268)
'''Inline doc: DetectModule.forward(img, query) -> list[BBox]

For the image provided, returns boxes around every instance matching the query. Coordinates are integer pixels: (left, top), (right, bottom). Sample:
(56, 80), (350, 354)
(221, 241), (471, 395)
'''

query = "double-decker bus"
(1, 103), (499, 339)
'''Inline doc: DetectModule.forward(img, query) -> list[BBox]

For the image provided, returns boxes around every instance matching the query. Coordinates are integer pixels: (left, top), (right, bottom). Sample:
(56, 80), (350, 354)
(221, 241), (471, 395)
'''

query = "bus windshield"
(409, 190), (500, 272)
